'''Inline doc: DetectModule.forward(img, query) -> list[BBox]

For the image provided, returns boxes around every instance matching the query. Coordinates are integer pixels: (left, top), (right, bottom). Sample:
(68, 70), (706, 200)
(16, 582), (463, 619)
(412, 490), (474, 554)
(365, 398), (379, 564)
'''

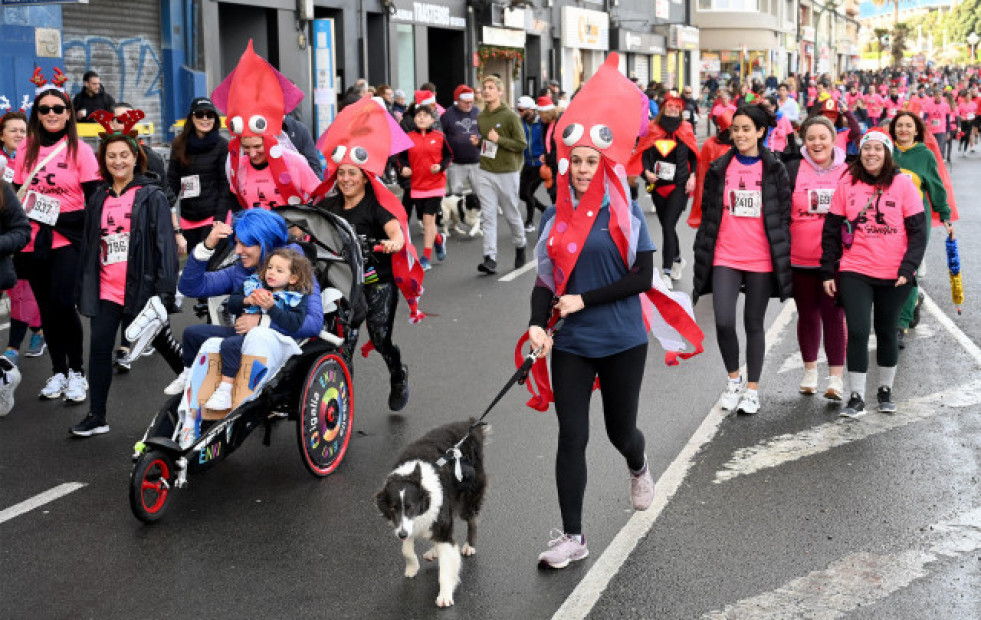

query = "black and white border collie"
(374, 419), (488, 607)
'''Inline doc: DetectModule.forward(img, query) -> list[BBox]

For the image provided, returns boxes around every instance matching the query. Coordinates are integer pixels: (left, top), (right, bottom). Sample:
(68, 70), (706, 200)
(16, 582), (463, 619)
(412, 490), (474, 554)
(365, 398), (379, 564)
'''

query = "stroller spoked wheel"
(130, 450), (176, 523)
(297, 353), (354, 477)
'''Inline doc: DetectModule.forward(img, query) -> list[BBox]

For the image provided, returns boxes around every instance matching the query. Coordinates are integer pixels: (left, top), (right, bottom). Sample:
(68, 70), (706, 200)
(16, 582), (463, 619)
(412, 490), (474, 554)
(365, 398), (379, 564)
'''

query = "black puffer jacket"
(691, 147), (793, 304)
(166, 133), (232, 223)
(77, 173), (178, 317)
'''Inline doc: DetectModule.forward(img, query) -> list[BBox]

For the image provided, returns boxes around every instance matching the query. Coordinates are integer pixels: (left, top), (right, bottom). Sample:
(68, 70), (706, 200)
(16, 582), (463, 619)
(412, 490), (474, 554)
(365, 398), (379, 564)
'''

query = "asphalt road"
(1, 151), (979, 619)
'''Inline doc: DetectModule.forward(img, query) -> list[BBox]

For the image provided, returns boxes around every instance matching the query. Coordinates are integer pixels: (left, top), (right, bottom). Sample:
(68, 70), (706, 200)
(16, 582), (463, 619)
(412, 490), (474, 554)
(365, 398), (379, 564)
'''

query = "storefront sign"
(700, 55), (721, 73)
(392, 0), (466, 29)
(655, 0), (669, 19)
(668, 25), (699, 51)
(802, 26), (815, 42)
(1, 0), (88, 4)
(612, 29), (666, 55)
(560, 6), (609, 50)
(482, 26), (526, 49)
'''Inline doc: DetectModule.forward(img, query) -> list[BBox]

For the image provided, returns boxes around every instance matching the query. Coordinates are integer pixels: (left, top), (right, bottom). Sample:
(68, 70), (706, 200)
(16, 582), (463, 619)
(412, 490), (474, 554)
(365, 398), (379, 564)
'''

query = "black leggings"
(7, 319), (40, 351)
(652, 185), (688, 271)
(89, 300), (185, 419)
(21, 247), (84, 375)
(838, 273), (911, 372)
(354, 281), (402, 378)
(711, 266), (774, 383)
(551, 343), (648, 535)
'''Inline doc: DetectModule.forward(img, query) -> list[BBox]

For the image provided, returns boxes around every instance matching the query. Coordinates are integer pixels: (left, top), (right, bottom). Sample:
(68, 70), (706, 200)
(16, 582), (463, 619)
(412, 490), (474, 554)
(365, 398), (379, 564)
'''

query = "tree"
(891, 23), (910, 66)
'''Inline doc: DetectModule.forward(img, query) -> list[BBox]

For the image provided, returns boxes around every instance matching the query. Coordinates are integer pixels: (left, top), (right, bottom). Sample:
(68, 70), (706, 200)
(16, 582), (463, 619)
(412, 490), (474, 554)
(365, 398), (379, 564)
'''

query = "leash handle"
(528, 317), (565, 361)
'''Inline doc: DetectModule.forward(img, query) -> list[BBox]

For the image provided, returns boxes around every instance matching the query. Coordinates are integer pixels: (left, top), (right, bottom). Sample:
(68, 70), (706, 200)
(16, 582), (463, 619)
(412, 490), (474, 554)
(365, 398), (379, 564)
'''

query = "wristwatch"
(174, 227), (183, 234)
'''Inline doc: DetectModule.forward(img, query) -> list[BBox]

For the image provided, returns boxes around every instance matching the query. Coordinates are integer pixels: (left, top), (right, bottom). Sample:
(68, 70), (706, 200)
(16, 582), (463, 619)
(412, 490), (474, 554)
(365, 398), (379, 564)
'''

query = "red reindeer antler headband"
(89, 109), (145, 147)
(30, 67), (69, 95)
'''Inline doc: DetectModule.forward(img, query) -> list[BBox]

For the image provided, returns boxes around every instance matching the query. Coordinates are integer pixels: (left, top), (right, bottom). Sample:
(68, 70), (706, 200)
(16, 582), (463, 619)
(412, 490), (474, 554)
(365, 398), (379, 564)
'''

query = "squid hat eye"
(350, 146), (369, 165)
(331, 145), (347, 164)
(249, 115), (268, 134)
(589, 125), (613, 150)
(229, 116), (244, 135)
(562, 123), (584, 146)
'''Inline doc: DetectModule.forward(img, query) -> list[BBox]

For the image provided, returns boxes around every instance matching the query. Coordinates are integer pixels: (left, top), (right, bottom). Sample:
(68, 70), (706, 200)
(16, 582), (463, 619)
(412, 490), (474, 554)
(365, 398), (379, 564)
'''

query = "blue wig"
(233, 209), (289, 262)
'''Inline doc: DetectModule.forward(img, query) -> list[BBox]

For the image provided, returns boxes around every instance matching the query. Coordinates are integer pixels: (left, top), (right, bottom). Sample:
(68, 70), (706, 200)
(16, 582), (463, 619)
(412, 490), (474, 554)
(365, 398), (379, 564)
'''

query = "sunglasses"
(193, 111), (216, 120)
(37, 105), (67, 115)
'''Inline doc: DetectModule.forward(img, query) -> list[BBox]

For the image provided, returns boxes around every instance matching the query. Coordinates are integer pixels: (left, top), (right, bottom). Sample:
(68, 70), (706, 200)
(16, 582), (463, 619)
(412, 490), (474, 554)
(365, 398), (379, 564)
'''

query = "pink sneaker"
(630, 466), (655, 511)
(538, 530), (588, 569)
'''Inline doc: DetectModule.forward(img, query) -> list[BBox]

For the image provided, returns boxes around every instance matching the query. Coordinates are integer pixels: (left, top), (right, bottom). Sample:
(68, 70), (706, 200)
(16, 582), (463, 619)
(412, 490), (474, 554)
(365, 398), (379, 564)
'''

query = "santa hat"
(30, 67), (68, 97)
(414, 90), (436, 106)
(536, 96), (555, 111)
(860, 127), (893, 152)
(819, 98), (839, 120)
(453, 85), (474, 102)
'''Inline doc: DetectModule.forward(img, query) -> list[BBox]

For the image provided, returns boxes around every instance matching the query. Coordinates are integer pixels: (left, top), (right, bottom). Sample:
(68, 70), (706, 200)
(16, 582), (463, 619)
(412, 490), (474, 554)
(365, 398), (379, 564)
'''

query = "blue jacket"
(522, 117), (545, 167)
(178, 242), (324, 339)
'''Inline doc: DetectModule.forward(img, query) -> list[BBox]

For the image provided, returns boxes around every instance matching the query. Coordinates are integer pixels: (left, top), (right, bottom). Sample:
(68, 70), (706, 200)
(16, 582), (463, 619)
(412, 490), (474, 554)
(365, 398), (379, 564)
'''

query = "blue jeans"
(181, 324), (236, 368)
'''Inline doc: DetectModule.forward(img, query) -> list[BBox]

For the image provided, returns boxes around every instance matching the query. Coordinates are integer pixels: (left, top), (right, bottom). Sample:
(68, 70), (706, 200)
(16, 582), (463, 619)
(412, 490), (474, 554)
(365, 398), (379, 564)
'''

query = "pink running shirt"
(714, 159), (773, 273)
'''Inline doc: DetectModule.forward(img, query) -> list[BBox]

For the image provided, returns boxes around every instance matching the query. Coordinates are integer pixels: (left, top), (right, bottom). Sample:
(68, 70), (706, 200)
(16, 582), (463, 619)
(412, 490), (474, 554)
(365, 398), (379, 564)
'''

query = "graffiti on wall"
(62, 36), (163, 139)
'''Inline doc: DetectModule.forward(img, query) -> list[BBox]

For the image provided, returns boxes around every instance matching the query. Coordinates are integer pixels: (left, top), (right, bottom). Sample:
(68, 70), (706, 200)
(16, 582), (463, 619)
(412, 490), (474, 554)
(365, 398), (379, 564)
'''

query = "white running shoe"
(0, 357), (22, 417)
(661, 272), (674, 291)
(40, 372), (68, 400)
(824, 375), (844, 401)
(736, 390), (761, 415)
(125, 296), (167, 360)
(670, 258), (687, 281)
(164, 368), (190, 396)
(799, 368), (818, 394)
(204, 386), (232, 411)
(64, 370), (88, 403)
(719, 377), (744, 410)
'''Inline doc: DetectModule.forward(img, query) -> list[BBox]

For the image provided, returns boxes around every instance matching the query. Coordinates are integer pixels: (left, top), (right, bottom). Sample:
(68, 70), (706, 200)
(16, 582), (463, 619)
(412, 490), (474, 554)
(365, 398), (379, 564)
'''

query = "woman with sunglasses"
(11, 85), (100, 403)
(1, 111), (46, 364)
(166, 97), (232, 253)
(821, 129), (927, 418)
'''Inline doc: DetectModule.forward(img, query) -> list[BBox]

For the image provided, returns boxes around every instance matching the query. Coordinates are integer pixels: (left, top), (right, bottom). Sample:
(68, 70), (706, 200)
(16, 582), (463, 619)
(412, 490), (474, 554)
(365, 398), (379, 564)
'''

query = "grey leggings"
(712, 266), (774, 383)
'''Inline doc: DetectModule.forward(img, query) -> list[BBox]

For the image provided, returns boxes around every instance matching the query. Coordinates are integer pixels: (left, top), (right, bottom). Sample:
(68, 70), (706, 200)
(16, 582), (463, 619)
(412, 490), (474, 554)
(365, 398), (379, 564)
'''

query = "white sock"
(745, 388), (758, 397)
(729, 376), (742, 386)
(567, 533), (584, 544)
(849, 372), (867, 397)
(879, 366), (897, 390)
(216, 382), (232, 394)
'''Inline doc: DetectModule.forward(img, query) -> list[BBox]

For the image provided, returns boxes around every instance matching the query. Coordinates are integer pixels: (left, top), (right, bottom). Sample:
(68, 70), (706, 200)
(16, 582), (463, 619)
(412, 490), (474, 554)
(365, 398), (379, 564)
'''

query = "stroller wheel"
(130, 450), (175, 523)
(297, 353), (354, 477)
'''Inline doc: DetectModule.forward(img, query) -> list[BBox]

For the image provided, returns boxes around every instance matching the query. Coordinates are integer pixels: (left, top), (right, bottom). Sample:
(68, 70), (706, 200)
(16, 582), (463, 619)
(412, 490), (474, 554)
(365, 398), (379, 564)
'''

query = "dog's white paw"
(435, 593), (455, 607)
(423, 547), (438, 562)
(461, 543), (476, 557)
(404, 563), (419, 578)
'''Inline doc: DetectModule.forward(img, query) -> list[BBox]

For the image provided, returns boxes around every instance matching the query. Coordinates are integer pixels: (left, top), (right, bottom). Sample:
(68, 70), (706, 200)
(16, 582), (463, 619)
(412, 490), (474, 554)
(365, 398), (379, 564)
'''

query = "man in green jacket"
(475, 75), (528, 274)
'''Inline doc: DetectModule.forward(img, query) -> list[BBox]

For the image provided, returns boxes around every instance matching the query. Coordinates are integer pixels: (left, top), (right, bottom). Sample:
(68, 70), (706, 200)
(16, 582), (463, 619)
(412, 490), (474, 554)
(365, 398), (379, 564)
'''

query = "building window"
(698, 0), (760, 11)
(396, 24), (415, 97)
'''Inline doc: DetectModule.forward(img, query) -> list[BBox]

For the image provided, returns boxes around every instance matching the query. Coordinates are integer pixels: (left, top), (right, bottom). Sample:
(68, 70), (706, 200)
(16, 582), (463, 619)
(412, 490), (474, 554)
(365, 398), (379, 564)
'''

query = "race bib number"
(930, 118), (942, 128)
(181, 175), (201, 199)
(730, 190), (762, 218)
(480, 140), (498, 159)
(102, 232), (129, 265)
(23, 191), (60, 226)
(968, 113), (976, 121)
(1, 167), (12, 184)
(807, 188), (834, 214)
(888, 108), (898, 117)
(654, 161), (677, 181)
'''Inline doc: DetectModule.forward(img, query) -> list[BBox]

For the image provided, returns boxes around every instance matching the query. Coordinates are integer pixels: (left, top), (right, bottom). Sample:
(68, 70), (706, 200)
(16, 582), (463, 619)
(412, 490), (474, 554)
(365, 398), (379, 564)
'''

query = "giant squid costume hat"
(211, 41), (307, 206)
(315, 98), (426, 324)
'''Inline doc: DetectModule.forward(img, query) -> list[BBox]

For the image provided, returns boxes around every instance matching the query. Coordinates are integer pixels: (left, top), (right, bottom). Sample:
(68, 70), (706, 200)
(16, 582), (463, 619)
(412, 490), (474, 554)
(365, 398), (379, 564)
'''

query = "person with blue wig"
(164, 210), (323, 437)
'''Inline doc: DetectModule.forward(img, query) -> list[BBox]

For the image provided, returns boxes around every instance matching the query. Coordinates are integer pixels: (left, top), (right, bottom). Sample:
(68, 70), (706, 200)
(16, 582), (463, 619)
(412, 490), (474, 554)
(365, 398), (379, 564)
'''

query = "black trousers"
(711, 266), (774, 383)
(353, 281), (403, 378)
(652, 185), (688, 271)
(551, 343), (648, 535)
(89, 300), (185, 419)
(519, 164), (547, 224)
(21, 247), (84, 376)
(838, 273), (911, 372)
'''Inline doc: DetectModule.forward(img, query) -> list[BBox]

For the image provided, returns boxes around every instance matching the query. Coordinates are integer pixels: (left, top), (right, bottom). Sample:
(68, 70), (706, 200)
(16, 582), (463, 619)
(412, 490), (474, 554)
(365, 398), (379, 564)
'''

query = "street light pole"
(968, 32), (979, 63)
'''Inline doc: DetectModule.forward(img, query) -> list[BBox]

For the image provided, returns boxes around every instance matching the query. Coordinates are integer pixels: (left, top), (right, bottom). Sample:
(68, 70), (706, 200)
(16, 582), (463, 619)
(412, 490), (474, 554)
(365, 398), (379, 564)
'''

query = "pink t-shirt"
(883, 97), (905, 120)
(956, 100), (977, 121)
(229, 149), (321, 210)
(830, 174), (924, 280)
(714, 159), (772, 273)
(845, 92), (866, 110)
(878, 84), (889, 96)
(867, 94), (885, 119)
(791, 158), (848, 267)
(12, 137), (100, 253)
(922, 101), (951, 134)
(99, 187), (137, 305)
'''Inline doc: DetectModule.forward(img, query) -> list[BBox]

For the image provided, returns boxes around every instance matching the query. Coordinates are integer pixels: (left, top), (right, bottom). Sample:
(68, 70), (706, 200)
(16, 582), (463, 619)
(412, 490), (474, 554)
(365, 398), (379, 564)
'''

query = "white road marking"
(713, 377), (981, 483)
(777, 324), (936, 374)
(0, 322), (8, 332)
(552, 302), (798, 620)
(702, 506), (981, 619)
(0, 482), (86, 525)
(498, 260), (536, 282)
(716, 291), (980, 484)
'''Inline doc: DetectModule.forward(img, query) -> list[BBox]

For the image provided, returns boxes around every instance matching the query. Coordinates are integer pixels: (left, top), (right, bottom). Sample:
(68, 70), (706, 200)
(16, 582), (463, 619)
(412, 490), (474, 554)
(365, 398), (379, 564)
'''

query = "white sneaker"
(0, 357), (22, 417)
(164, 368), (190, 396)
(661, 272), (674, 291)
(205, 386), (232, 410)
(736, 390), (761, 415)
(670, 258), (687, 281)
(719, 377), (744, 410)
(799, 368), (818, 394)
(40, 372), (68, 400)
(824, 375), (844, 401)
(64, 370), (88, 403)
